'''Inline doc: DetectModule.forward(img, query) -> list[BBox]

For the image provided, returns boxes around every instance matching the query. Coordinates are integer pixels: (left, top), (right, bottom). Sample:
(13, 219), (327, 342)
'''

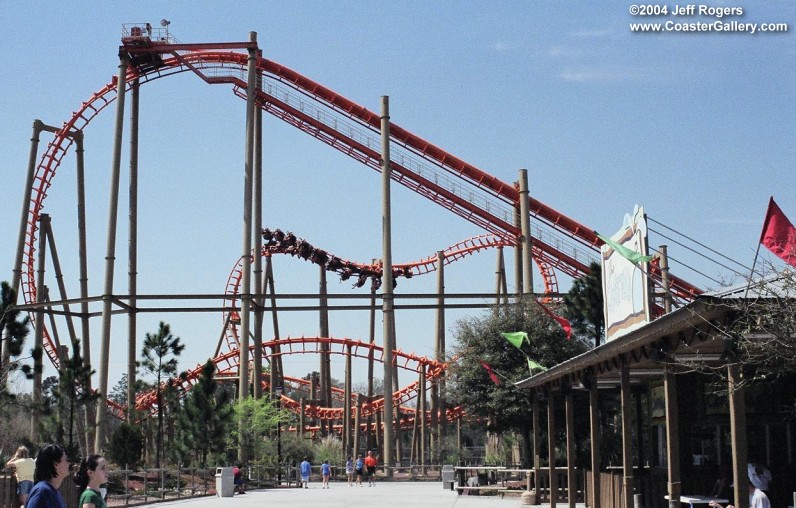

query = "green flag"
(595, 232), (654, 264)
(528, 358), (548, 373)
(502, 331), (528, 349)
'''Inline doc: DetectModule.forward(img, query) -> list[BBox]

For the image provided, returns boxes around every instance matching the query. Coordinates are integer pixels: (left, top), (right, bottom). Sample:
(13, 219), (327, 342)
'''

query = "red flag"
(480, 361), (501, 385)
(536, 300), (573, 340)
(760, 198), (796, 268)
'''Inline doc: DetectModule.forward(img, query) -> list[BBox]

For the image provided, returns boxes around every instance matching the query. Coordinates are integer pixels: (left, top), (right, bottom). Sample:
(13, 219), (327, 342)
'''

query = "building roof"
(514, 296), (730, 390)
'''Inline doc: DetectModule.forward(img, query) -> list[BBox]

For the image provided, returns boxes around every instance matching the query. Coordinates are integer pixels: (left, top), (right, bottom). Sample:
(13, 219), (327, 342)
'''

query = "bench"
(455, 485), (509, 496)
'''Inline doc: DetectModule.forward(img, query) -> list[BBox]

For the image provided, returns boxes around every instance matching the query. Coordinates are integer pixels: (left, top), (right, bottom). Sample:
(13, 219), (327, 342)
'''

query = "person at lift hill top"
(6, 445), (35, 508)
(364, 451), (377, 487)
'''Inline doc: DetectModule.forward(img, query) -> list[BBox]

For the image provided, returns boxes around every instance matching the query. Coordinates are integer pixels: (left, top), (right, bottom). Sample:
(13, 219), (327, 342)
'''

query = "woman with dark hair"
(73, 455), (108, 508)
(27, 444), (69, 508)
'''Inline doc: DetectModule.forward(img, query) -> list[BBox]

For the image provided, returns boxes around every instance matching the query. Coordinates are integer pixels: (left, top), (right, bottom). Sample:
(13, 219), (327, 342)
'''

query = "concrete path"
(136, 482), (523, 508)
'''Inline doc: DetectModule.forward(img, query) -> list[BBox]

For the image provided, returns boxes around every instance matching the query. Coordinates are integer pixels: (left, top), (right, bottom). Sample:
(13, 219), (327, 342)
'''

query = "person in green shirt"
(73, 455), (108, 508)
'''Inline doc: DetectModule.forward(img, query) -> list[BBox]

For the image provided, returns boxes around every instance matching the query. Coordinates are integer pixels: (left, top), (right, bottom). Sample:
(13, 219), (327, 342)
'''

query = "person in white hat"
(709, 464), (770, 508)
(747, 463), (771, 496)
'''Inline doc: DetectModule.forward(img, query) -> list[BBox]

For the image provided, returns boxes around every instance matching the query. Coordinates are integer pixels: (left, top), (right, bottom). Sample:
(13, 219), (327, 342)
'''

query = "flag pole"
(744, 196), (775, 300)
(742, 240), (764, 301)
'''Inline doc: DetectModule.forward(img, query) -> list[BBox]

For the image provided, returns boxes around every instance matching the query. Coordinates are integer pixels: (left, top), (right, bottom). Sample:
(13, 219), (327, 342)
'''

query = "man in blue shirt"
(300, 457), (311, 489)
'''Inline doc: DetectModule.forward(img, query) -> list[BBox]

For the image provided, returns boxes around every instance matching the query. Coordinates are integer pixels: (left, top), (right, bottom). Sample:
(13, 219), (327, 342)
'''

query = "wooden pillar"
(548, 392), (558, 507)
(533, 391), (541, 492)
(620, 367), (634, 508)
(728, 364), (748, 508)
(566, 390), (575, 508)
(589, 382), (601, 508)
(664, 367), (681, 508)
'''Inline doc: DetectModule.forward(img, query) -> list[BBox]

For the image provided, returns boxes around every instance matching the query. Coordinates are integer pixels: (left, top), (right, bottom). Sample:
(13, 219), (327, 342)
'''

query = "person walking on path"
(321, 460), (331, 489)
(364, 451), (378, 487)
(26, 444), (69, 508)
(233, 465), (246, 494)
(354, 455), (364, 486)
(74, 455), (109, 508)
(300, 457), (312, 489)
(6, 446), (35, 508)
(345, 457), (354, 486)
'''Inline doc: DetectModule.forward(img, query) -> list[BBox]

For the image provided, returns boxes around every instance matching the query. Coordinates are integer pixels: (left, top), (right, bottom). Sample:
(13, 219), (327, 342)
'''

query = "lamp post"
(275, 385), (283, 486)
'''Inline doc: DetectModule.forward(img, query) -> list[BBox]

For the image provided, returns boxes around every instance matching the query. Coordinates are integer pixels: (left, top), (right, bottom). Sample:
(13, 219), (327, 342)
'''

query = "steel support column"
(127, 78), (140, 423)
(518, 168), (534, 294)
(95, 53), (129, 452)
(381, 96), (396, 476)
(237, 31), (258, 460)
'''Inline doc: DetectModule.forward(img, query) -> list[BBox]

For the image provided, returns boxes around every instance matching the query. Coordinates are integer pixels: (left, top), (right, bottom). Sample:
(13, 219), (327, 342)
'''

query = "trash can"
(442, 464), (455, 490)
(215, 467), (235, 497)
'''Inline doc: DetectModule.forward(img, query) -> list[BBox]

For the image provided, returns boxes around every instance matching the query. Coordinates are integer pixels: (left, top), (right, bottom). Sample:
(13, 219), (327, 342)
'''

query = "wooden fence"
(1, 469), (217, 508)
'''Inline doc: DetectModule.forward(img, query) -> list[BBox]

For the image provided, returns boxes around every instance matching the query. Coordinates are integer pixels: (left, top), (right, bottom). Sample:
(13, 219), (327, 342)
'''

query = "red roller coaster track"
(18, 31), (703, 423)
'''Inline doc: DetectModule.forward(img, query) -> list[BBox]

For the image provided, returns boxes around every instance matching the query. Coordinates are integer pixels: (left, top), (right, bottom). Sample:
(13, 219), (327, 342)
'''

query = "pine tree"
(177, 361), (232, 468)
(0, 281), (31, 405)
(139, 322), (184, 468)
(563, 261), (605, 347)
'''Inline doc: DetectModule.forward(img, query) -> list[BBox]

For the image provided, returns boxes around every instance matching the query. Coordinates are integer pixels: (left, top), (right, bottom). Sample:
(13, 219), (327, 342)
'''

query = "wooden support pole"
(533, 391), (541, 492)
(728, 364), (748, 508)
(589, 382), (601, 508)
(548, 393), (558, 507)
(620, 367), (634, 508)
(664, 367), (681, 508)
(566, 391), (575, 508)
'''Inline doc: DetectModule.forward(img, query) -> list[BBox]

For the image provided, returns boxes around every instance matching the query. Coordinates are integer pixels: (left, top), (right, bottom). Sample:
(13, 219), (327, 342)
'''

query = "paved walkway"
(137, 482), (527, 508)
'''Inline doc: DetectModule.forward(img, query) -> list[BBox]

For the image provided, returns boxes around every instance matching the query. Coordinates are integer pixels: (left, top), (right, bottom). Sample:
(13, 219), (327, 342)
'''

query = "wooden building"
(516, 290), (795, 508)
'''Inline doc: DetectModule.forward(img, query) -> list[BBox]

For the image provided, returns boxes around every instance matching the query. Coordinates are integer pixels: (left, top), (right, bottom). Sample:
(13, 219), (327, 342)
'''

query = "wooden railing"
(584, 468), (668, 508)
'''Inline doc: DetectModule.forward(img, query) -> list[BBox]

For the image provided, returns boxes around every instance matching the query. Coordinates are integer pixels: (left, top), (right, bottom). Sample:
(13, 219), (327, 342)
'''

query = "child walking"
(345, 456), (354, 486)
(321, 460), (331, 489)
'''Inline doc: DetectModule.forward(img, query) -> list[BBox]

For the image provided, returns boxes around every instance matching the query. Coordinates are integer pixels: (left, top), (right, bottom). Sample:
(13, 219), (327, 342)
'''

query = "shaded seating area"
(516, 292), (795, 508)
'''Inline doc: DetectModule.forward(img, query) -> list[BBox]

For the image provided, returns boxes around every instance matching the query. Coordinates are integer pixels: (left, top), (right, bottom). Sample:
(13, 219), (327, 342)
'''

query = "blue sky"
(1, 1), (794, 391)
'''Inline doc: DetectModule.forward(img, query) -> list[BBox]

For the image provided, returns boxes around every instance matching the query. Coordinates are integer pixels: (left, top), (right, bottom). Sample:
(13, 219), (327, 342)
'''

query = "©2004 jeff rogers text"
(629, 5), (743, 17)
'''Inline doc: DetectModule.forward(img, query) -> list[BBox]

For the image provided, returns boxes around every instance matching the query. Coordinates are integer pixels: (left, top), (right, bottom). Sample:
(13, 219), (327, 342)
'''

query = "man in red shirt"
(364, 451), (378, 487)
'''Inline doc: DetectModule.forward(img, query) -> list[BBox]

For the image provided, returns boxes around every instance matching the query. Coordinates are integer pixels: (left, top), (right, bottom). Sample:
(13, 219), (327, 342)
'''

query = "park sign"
(601, 205), (652, 341)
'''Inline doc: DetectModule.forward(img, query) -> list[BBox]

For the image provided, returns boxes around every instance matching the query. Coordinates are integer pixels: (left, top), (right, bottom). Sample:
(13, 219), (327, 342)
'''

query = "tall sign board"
(602, 206), (652, 341)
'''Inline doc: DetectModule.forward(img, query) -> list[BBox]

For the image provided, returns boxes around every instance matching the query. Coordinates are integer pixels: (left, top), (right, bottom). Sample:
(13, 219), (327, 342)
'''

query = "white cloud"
(491, 40), (510, 51)
(568, 29), (613, 38)
(560, 66), (651, 83)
